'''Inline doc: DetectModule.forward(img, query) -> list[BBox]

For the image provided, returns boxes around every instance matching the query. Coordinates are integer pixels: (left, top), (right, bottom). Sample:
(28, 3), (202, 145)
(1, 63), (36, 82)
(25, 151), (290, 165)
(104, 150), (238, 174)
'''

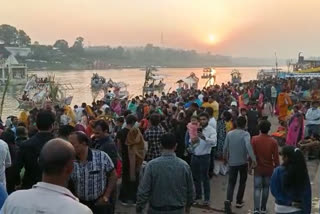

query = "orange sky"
(1, 0), (320, 58)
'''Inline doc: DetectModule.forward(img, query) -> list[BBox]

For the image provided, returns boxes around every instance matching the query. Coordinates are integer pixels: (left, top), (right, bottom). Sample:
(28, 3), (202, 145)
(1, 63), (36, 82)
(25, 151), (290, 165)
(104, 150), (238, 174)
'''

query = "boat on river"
(231, 69), (241, 84)
(176, 72), (199, 89)
(142, 67), (165, 94)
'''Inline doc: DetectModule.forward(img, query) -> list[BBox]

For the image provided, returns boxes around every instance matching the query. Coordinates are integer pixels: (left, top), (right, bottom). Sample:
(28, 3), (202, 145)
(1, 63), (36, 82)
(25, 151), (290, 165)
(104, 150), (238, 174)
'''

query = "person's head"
(16, 126), (28, 138)
(116, 117), (125, 126)
(208, 96), (214, 103)
(236, 116), (247, 129)
(11, 116), (18, 126)
(259, 120), (271, 134)
(190, 102), (199, 110)
(203, 96), (209, 103)
(240, 108), (247, 116)
(38, 138), (75, 182)
(312, 101), (319, 109)
(126, 114), (137, 126)
(205, 107), (213, 117)
(149, 113), (161, 126)
(36, 111), (55, 132)
(280, 146), (309, 191)
(58, 125), (75, 140)
(190, 115), (199, 125)
(160, 133), (177, 150)
(222, 111), (232, 121)
(0, 129), (15, 144)
(93, 119), (109, 139)
(68, 131), (90, 157)
(293, 105), (300, 113)
(199, 112), (210, 127)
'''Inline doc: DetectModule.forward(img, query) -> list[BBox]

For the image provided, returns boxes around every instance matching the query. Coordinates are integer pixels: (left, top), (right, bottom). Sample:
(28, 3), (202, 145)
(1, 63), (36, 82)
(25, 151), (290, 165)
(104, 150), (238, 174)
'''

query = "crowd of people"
(0, 77), (318, 214)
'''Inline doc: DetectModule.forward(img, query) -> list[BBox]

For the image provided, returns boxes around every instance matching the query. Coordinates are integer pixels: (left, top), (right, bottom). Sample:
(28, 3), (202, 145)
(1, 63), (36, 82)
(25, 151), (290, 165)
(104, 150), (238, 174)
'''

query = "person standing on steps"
(251, 120), (280, 214)
(223, 116), (257, 214)
(136, 133), (194, 214)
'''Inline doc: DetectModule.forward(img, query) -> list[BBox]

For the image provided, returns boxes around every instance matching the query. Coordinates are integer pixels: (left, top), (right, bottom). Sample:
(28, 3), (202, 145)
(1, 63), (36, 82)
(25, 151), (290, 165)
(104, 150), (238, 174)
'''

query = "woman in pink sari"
(286, 105), (304, 147)
(111, 98), (122, 116)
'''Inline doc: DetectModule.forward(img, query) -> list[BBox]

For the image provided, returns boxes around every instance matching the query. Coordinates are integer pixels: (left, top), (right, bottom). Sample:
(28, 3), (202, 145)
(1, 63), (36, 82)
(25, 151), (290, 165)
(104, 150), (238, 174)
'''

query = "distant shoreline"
(29, 64), (281, 72)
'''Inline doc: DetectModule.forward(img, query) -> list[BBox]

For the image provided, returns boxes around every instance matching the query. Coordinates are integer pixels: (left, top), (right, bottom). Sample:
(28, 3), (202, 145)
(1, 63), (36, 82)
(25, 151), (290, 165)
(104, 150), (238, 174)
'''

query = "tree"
(0, 24), (18, 45)
(53, 39), (69, 51)
(71, 36), (84, 54)
(17, 30), (31, 46)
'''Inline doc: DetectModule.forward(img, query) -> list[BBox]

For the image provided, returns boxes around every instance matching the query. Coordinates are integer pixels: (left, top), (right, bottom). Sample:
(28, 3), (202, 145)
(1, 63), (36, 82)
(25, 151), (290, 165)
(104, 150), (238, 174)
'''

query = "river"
(1, 67), (264, 118)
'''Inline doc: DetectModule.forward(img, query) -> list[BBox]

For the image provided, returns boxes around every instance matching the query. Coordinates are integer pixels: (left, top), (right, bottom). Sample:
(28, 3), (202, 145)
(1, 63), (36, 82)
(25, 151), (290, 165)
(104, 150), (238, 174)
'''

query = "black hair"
(191, 102), (199, 108)
(16, 126), (28, 137)
(39, 138), (75, 176)
(203, 96), (209, 102)
(223, 111), (233, 121)
(161, 133), (177, 150)
(116, 117), (125, 123)
(205, 107), (213, 116)
(126, 114), (137, 126)
(281, 146), (309, 192)
(36, 111), (55, 131)
(150, 113), (161, 126)
(93, 119), (109, 132)
(259, 120), (271, 134)
(199, 112), (210, 120)
(0, 129), (15, 144)
(123, 110), (132, 117)
(236, 116), (247, 129)
(71, 131), (91, 146)
(58, 125), (75, 139)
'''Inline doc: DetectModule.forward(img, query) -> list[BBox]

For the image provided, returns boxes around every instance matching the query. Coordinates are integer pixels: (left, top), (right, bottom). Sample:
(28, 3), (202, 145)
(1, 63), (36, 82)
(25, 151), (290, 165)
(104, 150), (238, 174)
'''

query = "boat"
(0, 55), (28, 86)
(201, 67), (216, 79)
(293, 53), (320, 73)
(231, 69), (241, 84)
(142, 67), (165, 94)
(102, 79), (129, 99)
(17, 76), (74, 110)
(176, 72), (199, 89)
(257, 68), (282, 80)
(91, 73), (106, 89)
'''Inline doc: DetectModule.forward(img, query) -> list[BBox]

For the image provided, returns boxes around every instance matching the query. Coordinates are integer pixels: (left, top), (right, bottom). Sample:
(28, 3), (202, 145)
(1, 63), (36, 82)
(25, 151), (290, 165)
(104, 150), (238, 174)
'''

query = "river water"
(1, 67), (264, 118)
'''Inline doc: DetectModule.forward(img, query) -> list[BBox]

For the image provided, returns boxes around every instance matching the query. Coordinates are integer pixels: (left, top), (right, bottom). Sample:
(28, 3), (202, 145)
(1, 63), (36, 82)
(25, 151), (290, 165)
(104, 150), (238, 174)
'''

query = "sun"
(209, 34), (216, 43)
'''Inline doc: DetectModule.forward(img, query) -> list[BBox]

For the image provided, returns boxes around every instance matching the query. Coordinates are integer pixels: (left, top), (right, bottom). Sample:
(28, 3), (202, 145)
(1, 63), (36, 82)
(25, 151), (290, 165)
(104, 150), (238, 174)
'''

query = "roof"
(0, 45), (11, 59)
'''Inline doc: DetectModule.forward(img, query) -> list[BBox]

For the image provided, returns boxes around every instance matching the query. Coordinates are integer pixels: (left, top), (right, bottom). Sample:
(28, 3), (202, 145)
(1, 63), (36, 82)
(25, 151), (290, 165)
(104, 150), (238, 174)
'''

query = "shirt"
(70, 149), (114, 201)
(144, 125), (166, 161)
(223, 129), (256, 166)
(251, 134), (279, 176)
(194, 125), (217, 156)
(271, 86), (277, 98)
(209, 117), (217, 130)
(16, 132), (54, 189)
(0, 140), (11, 189)
(305, 108), (320, 125)
(137, 152), (194, 212)
(0, 182), (92, 214)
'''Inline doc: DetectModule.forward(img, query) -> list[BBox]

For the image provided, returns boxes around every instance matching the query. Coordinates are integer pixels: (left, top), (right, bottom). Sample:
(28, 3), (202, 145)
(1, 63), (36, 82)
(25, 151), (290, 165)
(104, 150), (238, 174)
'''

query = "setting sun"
(209, 34), (216, 43)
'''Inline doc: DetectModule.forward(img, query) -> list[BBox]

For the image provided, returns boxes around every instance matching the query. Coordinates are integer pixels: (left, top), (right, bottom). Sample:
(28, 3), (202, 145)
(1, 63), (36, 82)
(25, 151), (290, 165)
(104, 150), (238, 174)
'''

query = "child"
(187, 115), (200, 152)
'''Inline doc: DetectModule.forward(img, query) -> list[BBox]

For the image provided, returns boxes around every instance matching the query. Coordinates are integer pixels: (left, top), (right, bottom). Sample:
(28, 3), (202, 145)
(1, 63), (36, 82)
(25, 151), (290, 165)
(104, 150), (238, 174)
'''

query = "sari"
(277, 92), (292, 121)
(286, 112), (304, 147)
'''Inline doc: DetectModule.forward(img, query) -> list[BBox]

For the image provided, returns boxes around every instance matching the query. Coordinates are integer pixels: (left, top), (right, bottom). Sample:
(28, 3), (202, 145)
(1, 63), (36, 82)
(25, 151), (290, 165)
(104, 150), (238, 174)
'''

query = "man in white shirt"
(1, 138), (92, 214)
(0, 140), (11, 191)
(191, 112), (217, 206)
(271, 85), (277, 110)
(305, 101), (320, 137)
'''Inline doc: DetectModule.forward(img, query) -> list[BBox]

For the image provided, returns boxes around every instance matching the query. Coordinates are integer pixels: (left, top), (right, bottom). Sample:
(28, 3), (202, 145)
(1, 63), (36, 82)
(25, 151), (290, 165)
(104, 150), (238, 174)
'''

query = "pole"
(0, 67), (10, 117)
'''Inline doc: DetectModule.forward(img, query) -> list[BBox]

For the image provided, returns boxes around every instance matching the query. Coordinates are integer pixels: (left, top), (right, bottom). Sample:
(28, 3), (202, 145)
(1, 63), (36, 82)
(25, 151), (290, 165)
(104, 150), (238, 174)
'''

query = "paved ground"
(115, 116), (320, 213)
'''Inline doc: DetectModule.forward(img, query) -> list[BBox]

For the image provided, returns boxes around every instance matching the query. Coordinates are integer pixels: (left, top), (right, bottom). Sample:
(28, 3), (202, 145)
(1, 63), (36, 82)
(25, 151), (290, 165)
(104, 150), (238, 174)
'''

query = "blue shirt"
(0, 183), (7, 210)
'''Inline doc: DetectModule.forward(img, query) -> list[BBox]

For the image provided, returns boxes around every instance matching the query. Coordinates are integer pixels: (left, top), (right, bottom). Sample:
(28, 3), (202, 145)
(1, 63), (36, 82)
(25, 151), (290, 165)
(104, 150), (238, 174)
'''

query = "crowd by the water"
(0, 77), (320, 214)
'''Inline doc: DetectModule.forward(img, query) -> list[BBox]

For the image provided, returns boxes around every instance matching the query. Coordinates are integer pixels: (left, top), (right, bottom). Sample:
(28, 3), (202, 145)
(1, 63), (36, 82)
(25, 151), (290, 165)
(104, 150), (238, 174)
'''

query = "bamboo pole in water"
(0, 72), (10, 118)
